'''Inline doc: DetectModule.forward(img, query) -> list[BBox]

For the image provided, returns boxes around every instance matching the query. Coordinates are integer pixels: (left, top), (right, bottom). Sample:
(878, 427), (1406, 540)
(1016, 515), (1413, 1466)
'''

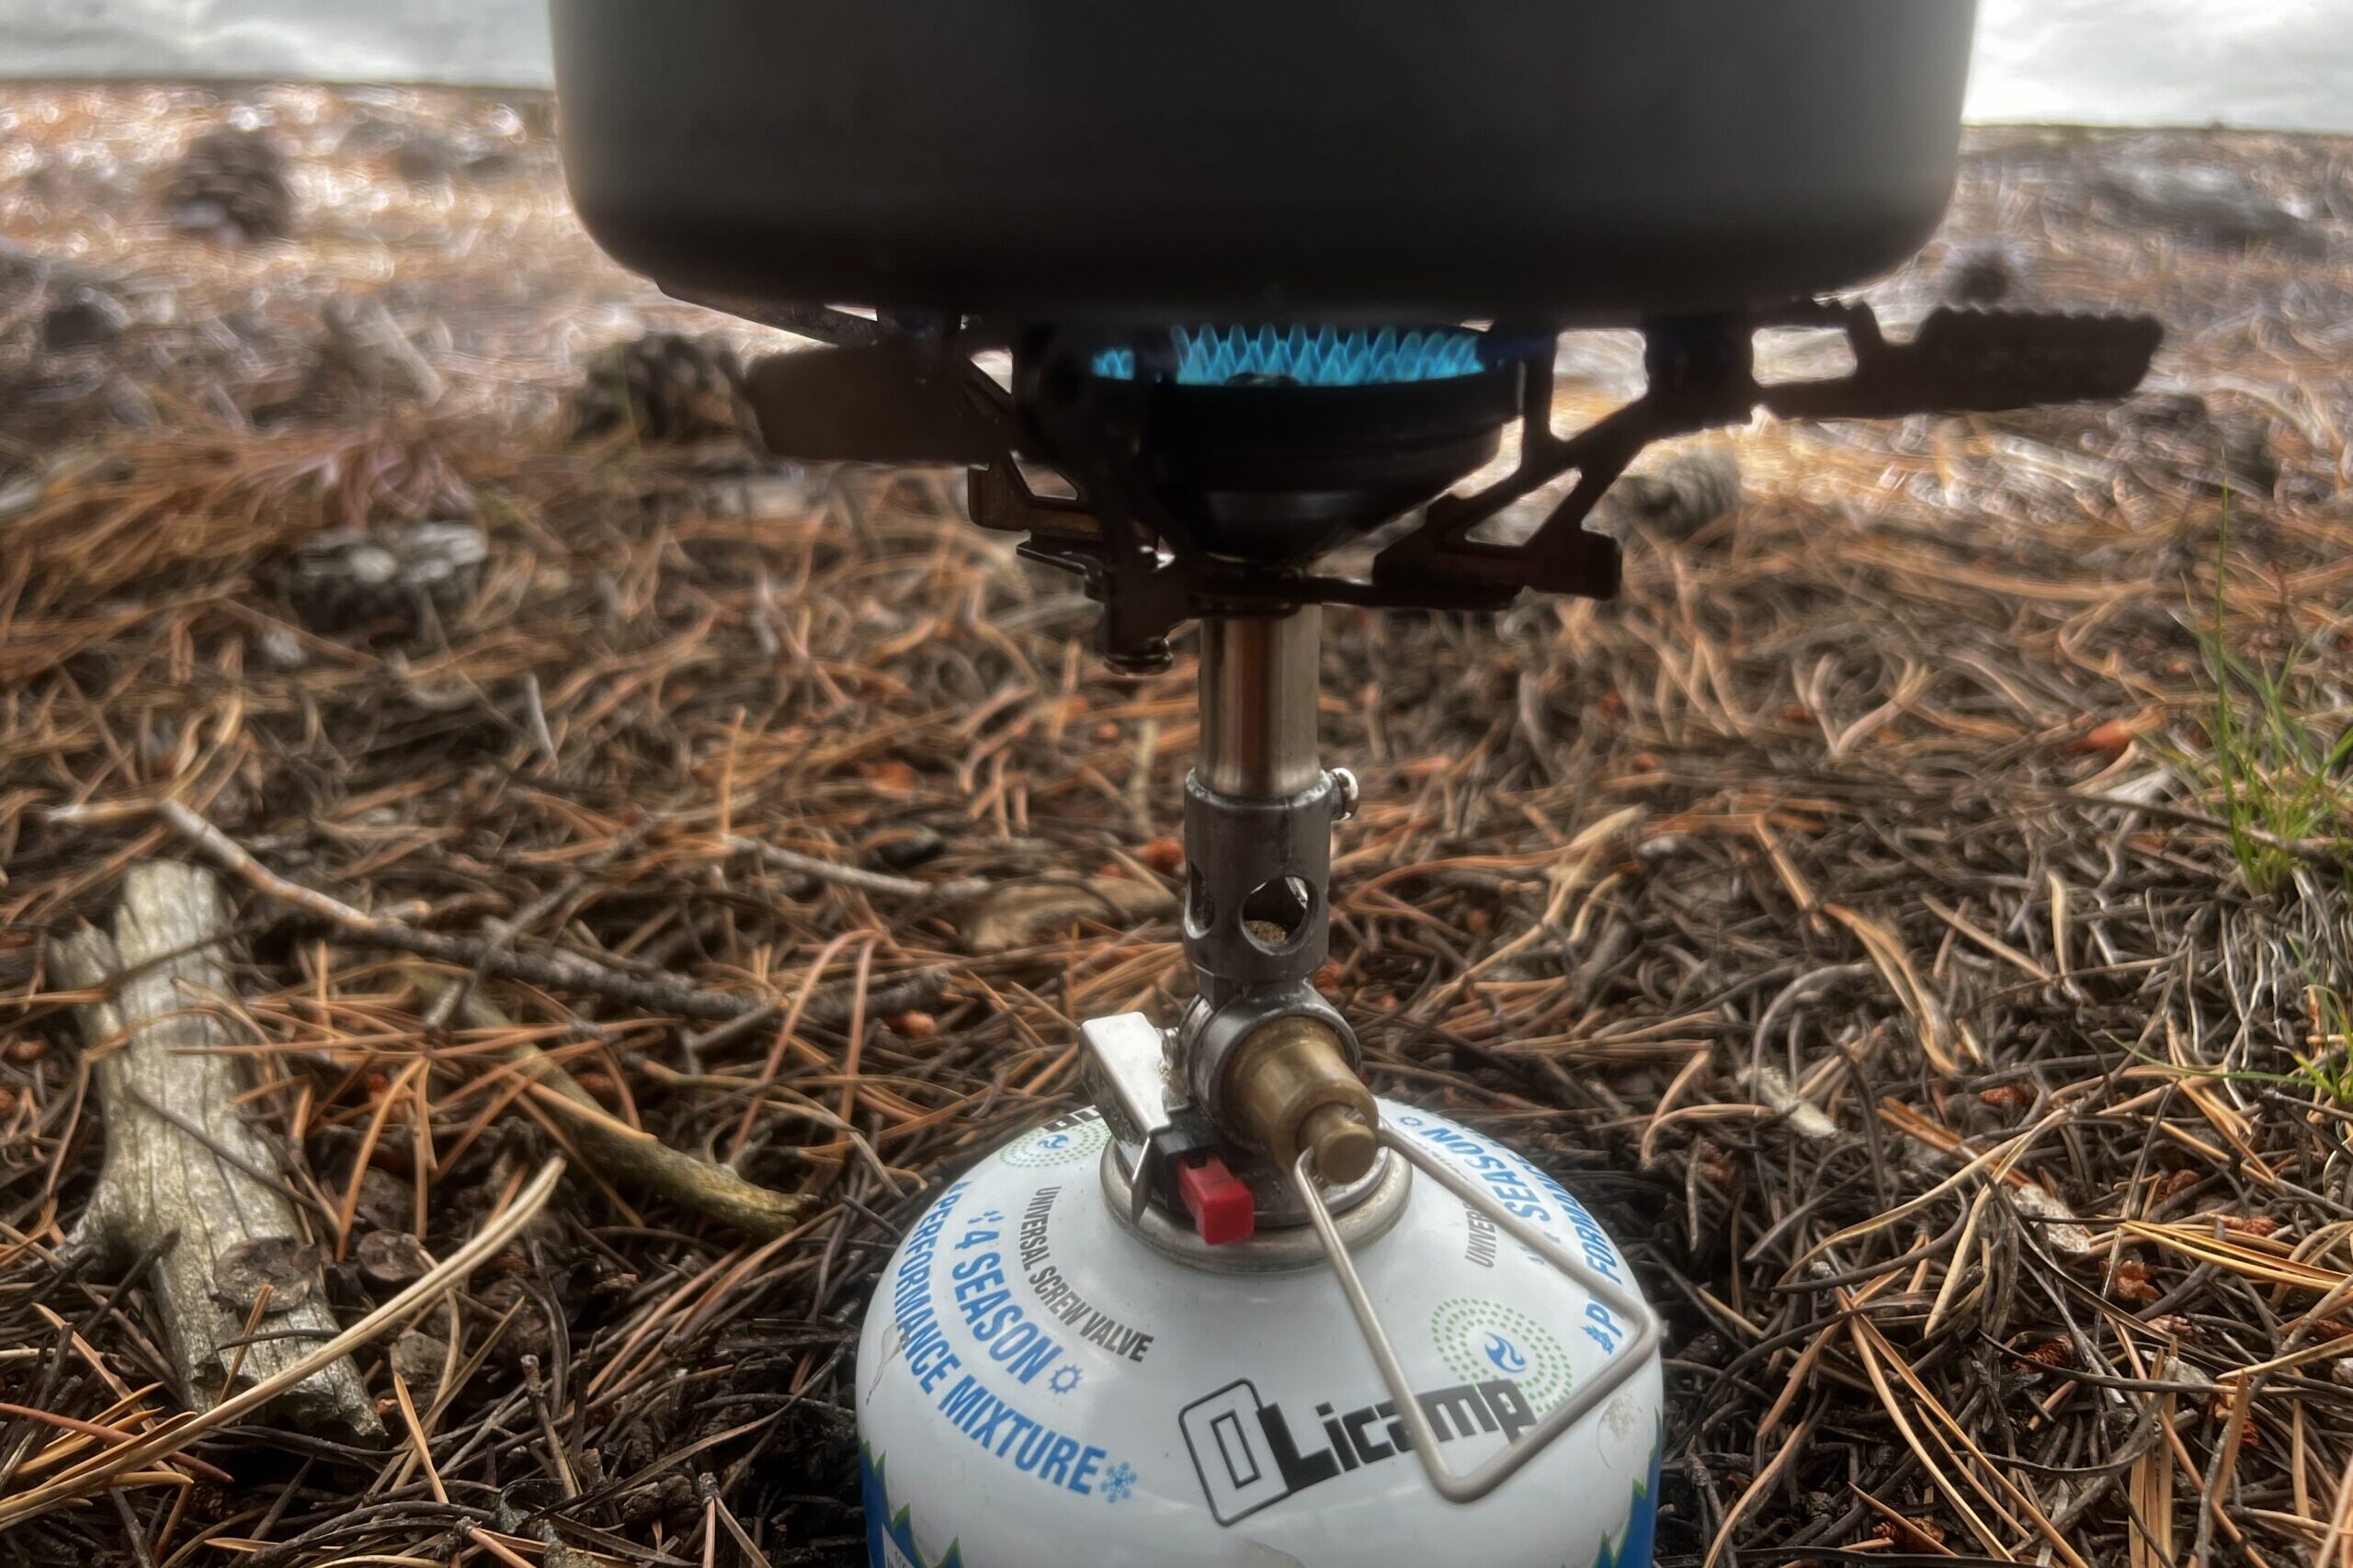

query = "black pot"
(551, 0), (1977, 324)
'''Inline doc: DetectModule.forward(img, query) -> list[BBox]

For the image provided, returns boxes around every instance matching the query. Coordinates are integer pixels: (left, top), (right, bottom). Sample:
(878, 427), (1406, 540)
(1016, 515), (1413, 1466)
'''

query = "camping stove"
(853, 593), (1674, 1568)
(735, 310), (2158, 1568)
(546, 9), (2159, 1560)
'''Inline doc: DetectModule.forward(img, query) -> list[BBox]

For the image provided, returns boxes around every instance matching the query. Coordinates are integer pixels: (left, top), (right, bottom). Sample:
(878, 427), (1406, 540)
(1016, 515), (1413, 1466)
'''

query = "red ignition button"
(1175, 1152), (1255, 1245)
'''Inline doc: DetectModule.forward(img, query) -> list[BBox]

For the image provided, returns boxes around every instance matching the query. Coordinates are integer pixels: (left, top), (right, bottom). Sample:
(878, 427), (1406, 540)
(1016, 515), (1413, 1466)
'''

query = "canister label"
(862, 1448), (961, 1568)
(858, 1099), (1664, 1568)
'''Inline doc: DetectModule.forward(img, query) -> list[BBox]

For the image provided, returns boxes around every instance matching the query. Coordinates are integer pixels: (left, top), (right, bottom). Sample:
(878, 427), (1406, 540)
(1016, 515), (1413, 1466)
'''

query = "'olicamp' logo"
(1433, 1298), (1572, 1411)
(1178, 1376), (1535, 1526)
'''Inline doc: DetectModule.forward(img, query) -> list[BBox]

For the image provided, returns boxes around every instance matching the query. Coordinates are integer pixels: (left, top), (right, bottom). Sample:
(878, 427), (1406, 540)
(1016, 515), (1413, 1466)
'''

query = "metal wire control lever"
(1291, 1133), (1665, 1504)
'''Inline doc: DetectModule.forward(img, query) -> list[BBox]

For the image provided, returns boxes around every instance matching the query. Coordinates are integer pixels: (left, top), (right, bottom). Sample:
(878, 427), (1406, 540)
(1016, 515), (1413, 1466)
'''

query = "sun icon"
(1050, 1365), (1083, 1395)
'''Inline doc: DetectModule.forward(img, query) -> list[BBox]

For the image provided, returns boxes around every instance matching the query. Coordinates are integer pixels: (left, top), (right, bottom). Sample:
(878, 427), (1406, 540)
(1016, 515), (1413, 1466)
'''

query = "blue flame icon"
(1483, 1331), (1528, 1375)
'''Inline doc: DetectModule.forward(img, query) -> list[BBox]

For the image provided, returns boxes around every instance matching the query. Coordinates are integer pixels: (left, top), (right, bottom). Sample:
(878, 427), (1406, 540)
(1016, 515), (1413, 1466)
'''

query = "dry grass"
(1, 85), (2351, 1567)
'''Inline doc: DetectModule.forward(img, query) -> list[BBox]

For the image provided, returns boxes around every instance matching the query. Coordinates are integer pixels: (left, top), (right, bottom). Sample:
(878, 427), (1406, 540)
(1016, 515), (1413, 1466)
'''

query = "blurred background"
(5, 0), (2352, 130)
(1, 7), (2350, 1568)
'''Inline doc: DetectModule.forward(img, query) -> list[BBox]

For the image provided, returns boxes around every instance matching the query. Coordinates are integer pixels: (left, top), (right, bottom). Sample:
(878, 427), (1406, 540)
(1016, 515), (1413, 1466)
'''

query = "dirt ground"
(3, 84), (2353, 1568)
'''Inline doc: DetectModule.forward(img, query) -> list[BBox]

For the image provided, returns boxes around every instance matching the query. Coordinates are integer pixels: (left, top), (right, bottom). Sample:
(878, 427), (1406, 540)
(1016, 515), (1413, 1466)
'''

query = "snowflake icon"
(1050, 1365), (1083, 1395)
(1100, 1461), (1136, 1504)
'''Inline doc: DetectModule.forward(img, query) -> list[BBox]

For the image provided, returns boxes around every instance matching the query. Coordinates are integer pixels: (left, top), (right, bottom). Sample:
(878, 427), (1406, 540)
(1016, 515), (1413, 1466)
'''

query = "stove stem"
(1176, 608), (1373, 1185)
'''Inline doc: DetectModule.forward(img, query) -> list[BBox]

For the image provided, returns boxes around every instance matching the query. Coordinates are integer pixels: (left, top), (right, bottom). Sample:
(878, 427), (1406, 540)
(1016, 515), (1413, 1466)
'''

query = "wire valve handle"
(1291, 1129), (1665, 1505)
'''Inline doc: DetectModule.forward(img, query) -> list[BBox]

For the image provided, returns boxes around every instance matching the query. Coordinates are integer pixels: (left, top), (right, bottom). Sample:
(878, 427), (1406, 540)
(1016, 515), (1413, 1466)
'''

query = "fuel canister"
(856, 1098), (1664, 1568)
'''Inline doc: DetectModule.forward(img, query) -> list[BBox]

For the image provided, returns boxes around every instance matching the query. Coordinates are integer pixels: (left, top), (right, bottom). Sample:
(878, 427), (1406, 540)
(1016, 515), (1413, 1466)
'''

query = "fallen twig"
(727, 834), (988, 903)
(48, 801), (771, 1021)
(410, 971), (817, 1240)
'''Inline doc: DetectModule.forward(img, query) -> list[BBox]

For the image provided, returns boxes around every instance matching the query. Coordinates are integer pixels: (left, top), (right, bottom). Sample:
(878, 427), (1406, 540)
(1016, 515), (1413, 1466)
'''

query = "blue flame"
(1090, 324), (1485, 387)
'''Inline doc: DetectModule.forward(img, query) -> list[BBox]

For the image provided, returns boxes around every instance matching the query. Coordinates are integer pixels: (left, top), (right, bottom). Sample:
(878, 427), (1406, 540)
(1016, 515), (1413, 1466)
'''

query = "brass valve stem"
(1221, 1015), (1378, 1184)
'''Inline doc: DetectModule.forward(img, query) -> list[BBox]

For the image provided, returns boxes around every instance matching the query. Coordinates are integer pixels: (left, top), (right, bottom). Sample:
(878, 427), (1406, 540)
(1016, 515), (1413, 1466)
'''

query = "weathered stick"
(49, 862), (382, 1437)
(409, 971), (816, 1240)
(0, 1161), (563, 1535)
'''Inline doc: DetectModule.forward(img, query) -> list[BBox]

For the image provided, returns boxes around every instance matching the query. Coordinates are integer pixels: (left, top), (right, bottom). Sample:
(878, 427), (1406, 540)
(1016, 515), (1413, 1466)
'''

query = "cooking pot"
(550, 0), (1978, 325)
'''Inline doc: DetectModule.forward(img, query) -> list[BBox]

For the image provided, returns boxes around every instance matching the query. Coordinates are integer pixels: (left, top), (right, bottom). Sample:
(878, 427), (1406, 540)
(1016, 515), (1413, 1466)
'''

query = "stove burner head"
(1089, 324), (1488, 388)
(1046, 325), (1522, 563)
(737, 304), (2160, 670)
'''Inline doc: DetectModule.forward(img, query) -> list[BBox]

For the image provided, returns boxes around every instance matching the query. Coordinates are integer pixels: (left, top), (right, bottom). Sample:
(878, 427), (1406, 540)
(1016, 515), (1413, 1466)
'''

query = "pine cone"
(163, 127), (293, 244)
(1943, 241), (2026, 307)
(1609, 449), (1743, 541)
(568, 332), (749, 444)
(289, 520), (487, 635)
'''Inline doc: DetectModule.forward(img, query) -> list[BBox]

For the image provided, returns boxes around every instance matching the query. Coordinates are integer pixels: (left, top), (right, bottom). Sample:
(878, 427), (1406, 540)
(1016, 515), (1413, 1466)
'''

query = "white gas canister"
(856, 1098), (1664, 1568)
